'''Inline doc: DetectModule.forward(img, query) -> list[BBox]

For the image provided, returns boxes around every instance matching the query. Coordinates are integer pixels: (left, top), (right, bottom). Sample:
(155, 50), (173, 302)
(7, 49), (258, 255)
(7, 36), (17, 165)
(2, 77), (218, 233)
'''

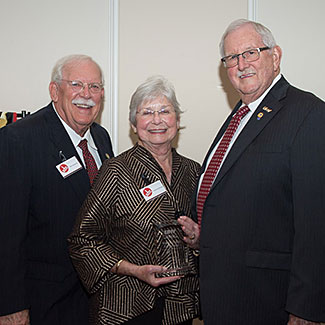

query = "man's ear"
(49, 82), (59, 102)
(272, 45), (282, 72)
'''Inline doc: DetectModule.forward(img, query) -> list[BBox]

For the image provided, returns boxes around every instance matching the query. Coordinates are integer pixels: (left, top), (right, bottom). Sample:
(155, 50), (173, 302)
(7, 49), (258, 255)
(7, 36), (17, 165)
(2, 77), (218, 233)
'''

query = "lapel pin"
(105, 153), (110, 159)
(59, 150), (67, 162)
(257, 112), (264, 120)
(262, 106), (272, 113)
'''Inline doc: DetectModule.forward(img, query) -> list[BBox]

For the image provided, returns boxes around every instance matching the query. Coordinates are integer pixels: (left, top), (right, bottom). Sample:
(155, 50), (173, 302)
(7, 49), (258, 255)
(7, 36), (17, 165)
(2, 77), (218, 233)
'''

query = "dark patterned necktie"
(197, 105), (250, 228)
(78, 139), (98, 184)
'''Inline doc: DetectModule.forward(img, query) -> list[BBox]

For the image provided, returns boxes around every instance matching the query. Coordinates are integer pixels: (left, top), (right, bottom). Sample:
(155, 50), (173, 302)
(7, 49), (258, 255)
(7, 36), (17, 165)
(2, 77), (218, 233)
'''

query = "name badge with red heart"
(140, 180), (166, 201)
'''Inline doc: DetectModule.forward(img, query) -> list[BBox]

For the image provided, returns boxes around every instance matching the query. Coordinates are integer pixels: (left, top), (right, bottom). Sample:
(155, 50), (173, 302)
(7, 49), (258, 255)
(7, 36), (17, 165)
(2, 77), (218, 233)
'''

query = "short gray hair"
(219, 19), (277, 57)
(51, 54), (104, 84)
(129, 75), (182, 126)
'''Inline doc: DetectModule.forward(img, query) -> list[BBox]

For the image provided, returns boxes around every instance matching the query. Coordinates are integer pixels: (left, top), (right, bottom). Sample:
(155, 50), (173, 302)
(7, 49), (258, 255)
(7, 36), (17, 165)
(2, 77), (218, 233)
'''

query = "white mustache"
(72, 99), (96, 107)
(237, 69), (255, 78)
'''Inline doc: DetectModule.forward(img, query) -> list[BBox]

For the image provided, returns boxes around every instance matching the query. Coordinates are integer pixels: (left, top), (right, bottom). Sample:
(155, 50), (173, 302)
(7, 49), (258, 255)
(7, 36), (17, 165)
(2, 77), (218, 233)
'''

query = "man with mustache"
(0, 54), (114, 324)
(194, 19), (325, 324)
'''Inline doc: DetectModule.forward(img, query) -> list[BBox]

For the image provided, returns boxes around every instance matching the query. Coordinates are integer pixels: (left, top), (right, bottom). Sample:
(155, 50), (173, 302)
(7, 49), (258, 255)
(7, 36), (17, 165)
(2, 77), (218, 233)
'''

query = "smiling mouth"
(72, 99), (96, 109)
(239, 73), (255, 79)
(148, 129), (167, 133)
(238, 70), (256, 79)
(74, 104), (93, 109)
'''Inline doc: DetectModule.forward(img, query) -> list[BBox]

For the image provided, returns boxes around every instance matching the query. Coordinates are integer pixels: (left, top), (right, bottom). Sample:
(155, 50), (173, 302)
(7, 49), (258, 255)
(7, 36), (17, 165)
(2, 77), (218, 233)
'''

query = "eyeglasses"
(221, 47), (270, 68)
(61, 79), (103, 94)
(136, 106), (175, 119)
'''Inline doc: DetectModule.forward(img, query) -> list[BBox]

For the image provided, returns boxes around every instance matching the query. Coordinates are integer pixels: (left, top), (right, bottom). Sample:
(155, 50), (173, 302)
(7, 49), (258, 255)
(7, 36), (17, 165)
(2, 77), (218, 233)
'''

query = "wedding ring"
(189, 233), (195, 240)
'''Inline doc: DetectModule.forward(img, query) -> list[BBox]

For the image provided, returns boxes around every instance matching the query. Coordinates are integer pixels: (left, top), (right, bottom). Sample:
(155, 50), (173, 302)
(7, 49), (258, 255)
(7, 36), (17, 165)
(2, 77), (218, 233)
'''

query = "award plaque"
(154, 220), (194, 277)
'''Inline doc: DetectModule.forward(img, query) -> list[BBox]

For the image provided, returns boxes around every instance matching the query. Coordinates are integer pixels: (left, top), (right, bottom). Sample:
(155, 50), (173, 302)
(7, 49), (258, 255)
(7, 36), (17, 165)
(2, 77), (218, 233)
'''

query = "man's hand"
(0, 310), (30, 325)
(288, 314), (321, 325)
(0, 309), (30, 325)
(177, 215), (200, 249)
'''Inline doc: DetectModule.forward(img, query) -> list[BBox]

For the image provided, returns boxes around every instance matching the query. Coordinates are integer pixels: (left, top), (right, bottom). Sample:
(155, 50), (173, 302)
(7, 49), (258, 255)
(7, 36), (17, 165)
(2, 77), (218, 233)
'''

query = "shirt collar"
(245, 74), (282, 113)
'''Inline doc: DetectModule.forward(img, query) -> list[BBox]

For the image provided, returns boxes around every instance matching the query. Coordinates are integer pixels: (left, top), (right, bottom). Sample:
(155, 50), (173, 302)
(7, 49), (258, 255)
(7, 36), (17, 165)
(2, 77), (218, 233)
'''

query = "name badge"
(56, 156), (83, 178)
(140, 180), (167, 201)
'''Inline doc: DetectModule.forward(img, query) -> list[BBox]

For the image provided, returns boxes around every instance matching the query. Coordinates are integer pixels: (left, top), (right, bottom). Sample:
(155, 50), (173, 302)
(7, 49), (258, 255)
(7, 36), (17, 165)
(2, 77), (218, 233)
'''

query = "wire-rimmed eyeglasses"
(136, 105), (175, 119)
(61, 79), (103, 94)
(221, 47), (270, 68)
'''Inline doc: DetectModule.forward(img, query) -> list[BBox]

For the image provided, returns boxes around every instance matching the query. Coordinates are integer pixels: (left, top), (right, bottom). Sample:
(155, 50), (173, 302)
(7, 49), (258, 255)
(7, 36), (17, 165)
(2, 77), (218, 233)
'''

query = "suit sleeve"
(286, 99), (325, 321)
(68, 161), (120, 294)
(0, 127), (31, 315)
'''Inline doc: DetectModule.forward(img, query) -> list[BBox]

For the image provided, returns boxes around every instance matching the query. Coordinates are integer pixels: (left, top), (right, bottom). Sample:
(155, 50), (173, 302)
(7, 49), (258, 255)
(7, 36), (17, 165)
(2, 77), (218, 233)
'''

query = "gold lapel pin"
(257, 112), (264, 120)
(105, 153), (110, 159)
(262, 106), (272, 113)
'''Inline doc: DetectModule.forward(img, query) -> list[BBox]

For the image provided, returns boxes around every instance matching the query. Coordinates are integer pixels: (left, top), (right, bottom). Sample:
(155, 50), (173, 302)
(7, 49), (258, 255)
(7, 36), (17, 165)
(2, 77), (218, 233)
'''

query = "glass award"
(153, 220), (193, 277)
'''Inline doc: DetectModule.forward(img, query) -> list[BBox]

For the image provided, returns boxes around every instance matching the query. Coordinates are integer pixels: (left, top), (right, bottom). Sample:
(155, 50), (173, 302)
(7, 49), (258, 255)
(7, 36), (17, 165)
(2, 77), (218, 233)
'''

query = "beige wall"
(256, 0), (325, 102)
(119, 0), (325, 164)
(119, 0), (247, 163)
(1, 0), (324, 164)
(0, 0), (111, 138)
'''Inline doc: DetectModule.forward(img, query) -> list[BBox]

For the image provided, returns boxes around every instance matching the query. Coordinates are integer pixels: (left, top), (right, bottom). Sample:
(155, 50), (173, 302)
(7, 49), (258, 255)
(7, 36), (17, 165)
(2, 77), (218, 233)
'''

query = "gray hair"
(51, 54), (104, 84)
(219, 19), (277, 57)
(129, 75), (182, 126)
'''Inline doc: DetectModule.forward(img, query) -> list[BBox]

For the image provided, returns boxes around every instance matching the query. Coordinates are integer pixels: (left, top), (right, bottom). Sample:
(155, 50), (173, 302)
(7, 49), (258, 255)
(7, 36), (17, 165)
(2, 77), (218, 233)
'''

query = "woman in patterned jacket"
(68, 75), (201, 324)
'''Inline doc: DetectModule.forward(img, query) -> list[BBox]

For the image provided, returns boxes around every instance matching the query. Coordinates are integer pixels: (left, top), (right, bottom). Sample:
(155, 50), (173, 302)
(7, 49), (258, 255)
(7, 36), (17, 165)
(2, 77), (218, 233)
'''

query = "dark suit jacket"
(0, 103), (114, 324)
(193, 77), (325, 324)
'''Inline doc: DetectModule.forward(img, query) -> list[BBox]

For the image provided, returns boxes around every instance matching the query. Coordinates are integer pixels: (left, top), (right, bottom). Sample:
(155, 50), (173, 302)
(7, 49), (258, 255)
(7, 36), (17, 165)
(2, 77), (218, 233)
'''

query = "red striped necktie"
(197, 105), (250, 228)
(78, 139), (98, 184)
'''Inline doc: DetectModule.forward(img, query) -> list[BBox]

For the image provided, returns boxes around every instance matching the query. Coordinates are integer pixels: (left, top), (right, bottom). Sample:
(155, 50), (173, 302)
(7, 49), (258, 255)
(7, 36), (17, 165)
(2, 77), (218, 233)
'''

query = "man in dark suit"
(193, 19), (325, 324)
(0, 54), (114, 324)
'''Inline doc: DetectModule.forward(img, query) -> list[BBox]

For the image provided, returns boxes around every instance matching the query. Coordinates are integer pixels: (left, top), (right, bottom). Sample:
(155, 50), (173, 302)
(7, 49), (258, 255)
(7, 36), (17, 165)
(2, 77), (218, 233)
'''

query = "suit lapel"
(91, 126), (109, 162)
(200, 102), (241, 175)
(211, 77), (289, 190)
(44, 104), (90, 203)
(192, 103), (242, 214)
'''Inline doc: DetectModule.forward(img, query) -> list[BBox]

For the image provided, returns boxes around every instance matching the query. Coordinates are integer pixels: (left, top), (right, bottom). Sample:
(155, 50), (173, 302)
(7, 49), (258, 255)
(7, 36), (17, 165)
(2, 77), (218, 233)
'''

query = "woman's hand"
(113, 260), (181, 287)
(177, 215), (200, 249)
(134, 265), (182, 287)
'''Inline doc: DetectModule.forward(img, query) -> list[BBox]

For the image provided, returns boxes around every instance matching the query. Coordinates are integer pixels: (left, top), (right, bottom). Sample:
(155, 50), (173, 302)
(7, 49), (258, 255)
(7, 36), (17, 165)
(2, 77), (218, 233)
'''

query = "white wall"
(254, 0), (325, 101)
(1, 0), (324, 164)
(118, 0), (247, 163)
(0, 0), (111, 140)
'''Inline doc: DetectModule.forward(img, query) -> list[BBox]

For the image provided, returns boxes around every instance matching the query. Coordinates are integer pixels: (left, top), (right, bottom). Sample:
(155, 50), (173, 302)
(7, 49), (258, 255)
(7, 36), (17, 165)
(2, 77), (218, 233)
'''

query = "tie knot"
(78, 139), (88, 151)
(236, 105), (250, 118)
